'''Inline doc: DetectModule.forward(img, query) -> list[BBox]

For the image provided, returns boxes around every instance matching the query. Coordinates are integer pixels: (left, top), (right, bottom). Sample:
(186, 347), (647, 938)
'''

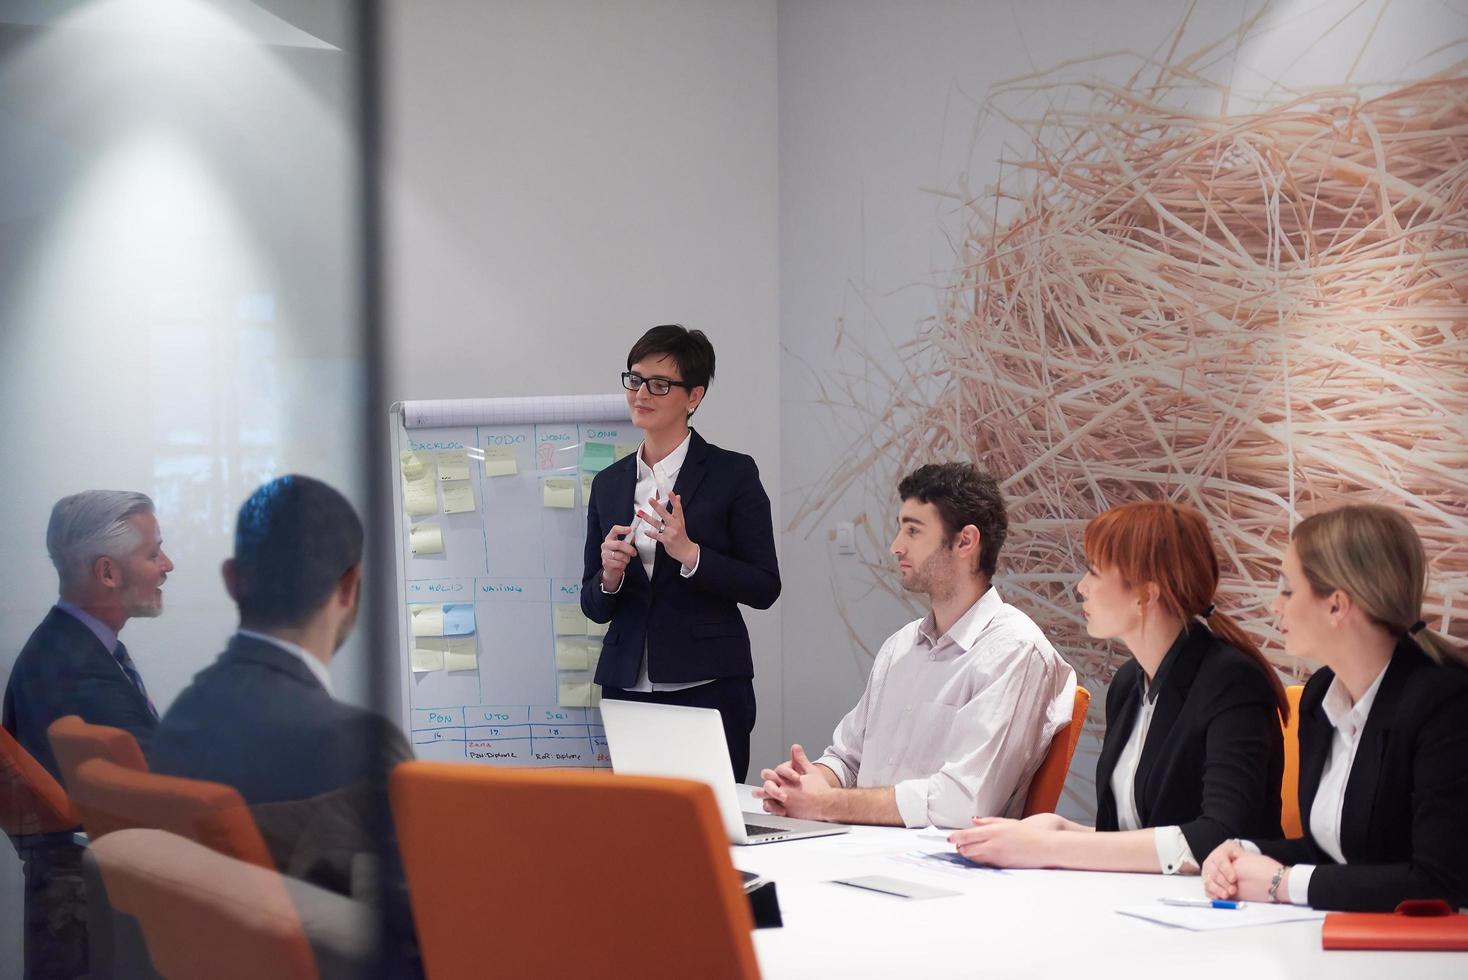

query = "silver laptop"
(600, 699), (850, 845)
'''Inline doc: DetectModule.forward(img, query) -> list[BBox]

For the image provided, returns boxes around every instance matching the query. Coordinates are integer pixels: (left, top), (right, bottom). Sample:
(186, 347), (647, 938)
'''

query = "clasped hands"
(599, 492), (697, 590)
(1200, 840), (1292, 903)
(753, 744), (838, 820)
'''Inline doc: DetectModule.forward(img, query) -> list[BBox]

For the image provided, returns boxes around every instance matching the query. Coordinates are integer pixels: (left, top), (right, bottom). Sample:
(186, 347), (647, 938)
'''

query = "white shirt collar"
(916, 585), (1004, 655)
(1320, 662), (1388, 740)
(636, 430), (693, 493)
(55, 600), (119, 655)
(237, 628), (334, 696)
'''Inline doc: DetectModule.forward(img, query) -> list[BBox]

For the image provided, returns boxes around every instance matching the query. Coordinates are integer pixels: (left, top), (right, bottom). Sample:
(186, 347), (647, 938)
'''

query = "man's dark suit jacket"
(580, 429), (781, 688)
(151, 633), (419, 966)
(3, 607), (158, 785)
(1095, 623), (1284, 862)
(148, 633), (411, 808)
(1254, 639), (1468, 911)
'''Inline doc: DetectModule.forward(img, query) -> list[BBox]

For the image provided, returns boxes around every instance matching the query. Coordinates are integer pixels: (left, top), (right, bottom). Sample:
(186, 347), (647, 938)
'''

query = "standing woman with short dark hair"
(1203, 504), (1468, 911)
(580, 325), (780, 780)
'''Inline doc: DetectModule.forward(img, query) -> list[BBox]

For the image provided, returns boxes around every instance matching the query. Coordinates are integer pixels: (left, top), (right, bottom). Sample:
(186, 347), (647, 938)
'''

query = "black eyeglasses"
(621, 372), (694, 396)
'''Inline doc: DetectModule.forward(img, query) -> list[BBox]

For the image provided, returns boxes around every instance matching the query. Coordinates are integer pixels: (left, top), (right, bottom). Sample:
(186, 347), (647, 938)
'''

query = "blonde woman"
(1202, 504), (1468, 911)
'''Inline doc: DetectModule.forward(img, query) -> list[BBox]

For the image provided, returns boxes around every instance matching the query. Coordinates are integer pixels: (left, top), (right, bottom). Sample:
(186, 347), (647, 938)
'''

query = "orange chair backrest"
(1280, 684), (1305, 837)
(91, 828), (316, 980)
(1, 725), (78, 835)
(47, 716), (148, 837)
(1023, 685), (1092, 817)
(391, 761), (760, 980)
(70, 757), (276, 870)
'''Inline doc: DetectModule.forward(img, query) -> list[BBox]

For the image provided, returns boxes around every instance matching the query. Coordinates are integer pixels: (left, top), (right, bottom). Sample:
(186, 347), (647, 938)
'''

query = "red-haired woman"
(949, 501), (1286, 873)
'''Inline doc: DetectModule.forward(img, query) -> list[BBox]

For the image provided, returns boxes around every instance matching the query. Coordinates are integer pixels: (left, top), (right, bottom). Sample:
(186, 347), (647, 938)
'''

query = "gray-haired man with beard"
(4, 490), (174, 980)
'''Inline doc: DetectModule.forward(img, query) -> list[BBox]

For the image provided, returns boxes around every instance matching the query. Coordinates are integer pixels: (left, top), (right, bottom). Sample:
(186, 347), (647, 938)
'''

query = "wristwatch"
(1267, 865), (1288, 904)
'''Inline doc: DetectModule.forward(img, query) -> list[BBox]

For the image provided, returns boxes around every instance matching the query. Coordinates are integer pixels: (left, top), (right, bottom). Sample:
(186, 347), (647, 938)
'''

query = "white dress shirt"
(601, 431), (707, 693)
(1280, 664), (1388, 905)
(815, 587), (1077, 829)
(1109, 673), (1196, 874)
(237, 629), (334, 696)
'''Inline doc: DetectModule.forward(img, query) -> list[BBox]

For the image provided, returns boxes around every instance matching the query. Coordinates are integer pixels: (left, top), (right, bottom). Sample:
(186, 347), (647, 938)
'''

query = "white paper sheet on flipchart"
(1115, 902), (1326, 931)
(402, 394), (630, 429)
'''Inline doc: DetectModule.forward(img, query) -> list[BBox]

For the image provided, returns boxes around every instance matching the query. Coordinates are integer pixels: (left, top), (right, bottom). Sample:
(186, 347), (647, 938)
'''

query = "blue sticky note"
(442, 603), (476, 636)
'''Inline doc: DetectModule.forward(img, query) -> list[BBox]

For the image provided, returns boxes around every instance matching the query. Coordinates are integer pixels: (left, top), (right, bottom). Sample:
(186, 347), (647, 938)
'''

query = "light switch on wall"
(835, 521), (856, 555)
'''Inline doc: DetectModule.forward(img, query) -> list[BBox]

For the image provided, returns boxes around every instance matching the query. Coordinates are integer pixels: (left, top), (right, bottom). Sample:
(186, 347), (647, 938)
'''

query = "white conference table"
(730, 802), (1465, 979)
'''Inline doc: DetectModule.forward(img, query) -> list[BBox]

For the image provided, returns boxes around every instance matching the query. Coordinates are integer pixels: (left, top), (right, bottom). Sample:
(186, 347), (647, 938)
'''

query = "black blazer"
(2, 607), (158, 784)
(580, 429), (780, 688)
(148, 633), (411, 807)
(1095, 623), (1284, 861)
(1255, 639), (1468, 911)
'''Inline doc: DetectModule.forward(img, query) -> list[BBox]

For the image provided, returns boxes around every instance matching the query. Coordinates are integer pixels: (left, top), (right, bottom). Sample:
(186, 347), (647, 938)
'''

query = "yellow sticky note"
(442, 480), (476, 514)
(410, 645), (443, 673)
(558, 680), (591, 707)
(613, 443), (638, 462)
(483, 445), (518, 477)
(442, 636), (478, 672)
(553, 603), (587, 636)
(543, 478), (575, 509)
(400, 450), (430, 479)
(401, 452), (438, 517)
(403, 480), (437, 517)
(410, 604), (445, 637)
(586, 620), (608, 638)
(555, 638), (590, 670)
(409, 523), (443, 557)
(580, 474), (594, 503)
(435, 450), (471, 482)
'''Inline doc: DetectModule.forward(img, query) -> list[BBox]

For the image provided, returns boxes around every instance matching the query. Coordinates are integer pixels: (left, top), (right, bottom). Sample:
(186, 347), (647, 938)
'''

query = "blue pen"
(1159, 897), (1245, 910)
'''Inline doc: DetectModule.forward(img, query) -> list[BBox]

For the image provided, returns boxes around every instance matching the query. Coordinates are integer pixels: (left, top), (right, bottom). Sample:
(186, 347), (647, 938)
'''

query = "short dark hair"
(232, 475), (364, 628)
(626, 324), (716, 391)
(897, 462), (1008, 577)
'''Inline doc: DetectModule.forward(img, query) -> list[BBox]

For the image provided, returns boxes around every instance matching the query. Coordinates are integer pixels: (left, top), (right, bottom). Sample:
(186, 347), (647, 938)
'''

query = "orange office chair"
(1, 726), (79, 837)
(47, 716), (148, 838)
(69, 758), (276, 870)
(90, 828), (317, 980)
(1022, 685), (1091, 817)
(391, 762), (760, 980)
(1280, 684), (1305, 837)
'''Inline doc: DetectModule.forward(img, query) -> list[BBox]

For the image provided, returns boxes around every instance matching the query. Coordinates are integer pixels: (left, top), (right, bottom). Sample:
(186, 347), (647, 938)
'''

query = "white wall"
(383, 0), (783, 764)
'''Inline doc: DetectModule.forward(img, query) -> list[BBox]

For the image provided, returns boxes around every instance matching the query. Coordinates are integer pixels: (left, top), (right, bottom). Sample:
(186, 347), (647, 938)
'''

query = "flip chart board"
(389, 395), (639, 767)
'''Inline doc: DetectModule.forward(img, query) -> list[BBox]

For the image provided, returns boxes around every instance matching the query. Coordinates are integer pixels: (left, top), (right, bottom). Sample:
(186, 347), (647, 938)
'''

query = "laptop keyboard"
(743, 822), (788, 837)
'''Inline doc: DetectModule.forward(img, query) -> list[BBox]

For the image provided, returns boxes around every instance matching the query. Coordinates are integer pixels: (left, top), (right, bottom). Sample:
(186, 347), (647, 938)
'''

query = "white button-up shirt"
(1109, 674), (1196, 874)
(815, 587), (1076, 829)
(602, 430), (707, 693)
(1282, 664), (1388, 904)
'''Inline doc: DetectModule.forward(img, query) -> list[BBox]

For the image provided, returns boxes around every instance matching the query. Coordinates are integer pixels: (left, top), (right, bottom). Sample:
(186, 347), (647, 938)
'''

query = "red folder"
(1322, 900), (1468, 951)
